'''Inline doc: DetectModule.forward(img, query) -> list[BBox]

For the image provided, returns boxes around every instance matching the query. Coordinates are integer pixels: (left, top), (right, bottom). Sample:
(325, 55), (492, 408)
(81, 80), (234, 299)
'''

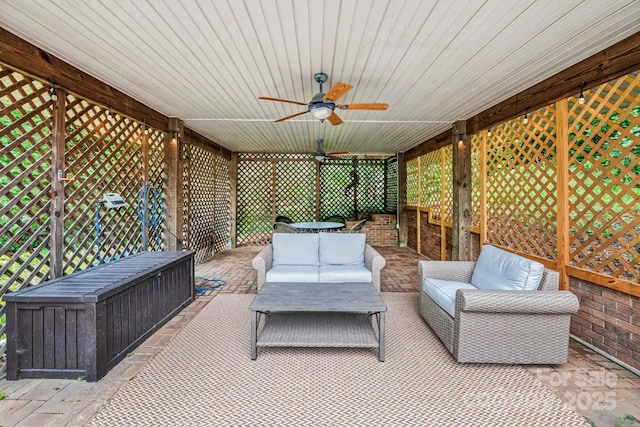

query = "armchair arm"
(418, 261), (476, 283)
(364, 244), (385, 292)
(456, 289), (579, 315)
(251, 244), (273, 290)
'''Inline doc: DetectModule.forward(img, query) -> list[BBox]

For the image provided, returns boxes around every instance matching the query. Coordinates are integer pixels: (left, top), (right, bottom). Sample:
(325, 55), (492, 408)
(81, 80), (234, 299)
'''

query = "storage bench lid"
(4, 251), (194, 303)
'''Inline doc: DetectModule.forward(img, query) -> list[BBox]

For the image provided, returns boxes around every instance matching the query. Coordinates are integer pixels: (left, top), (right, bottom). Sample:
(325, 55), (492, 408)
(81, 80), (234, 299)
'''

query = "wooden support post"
(440, 149), (447, 261)
(397, 153), (408, 247)
(50, 89), (67, 278)
(452, 120), (472, 261)
(315, 160), (321, 221)
(480, 130), (488, 248)
(163, 118), (184, 251)
(556, 99), (570, 290)
(416, 157), (421, 254)
(229, 152), (238, 248)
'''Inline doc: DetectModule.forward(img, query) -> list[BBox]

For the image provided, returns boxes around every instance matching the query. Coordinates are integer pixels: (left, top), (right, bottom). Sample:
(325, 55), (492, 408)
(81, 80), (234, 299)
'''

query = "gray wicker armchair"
(418, 247), (579, 364)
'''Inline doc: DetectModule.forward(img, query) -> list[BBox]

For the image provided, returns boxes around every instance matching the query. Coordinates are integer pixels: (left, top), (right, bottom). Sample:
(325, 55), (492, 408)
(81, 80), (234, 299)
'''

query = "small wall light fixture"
(106, 103), (113, 120)
(48, 78), (58, 101)
(578, 81), (586, 104)
(143, 119), (149, 135)
(487, 121), (493, 137)
(523, 110), (529, 125)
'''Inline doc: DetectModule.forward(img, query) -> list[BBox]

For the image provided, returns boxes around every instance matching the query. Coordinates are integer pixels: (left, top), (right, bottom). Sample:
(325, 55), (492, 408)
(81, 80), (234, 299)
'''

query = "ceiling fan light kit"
(258, 72), (388, 125)
(309, 102), (334, 120)
(311, 139), (348, 162)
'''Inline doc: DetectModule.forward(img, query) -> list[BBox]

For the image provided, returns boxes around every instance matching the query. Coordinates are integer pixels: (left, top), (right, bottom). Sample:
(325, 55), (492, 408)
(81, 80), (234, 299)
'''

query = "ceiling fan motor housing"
(309, 92), (335, 120)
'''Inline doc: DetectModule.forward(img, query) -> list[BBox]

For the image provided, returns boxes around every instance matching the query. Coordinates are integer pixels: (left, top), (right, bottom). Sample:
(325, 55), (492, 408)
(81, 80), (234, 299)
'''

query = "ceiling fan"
(259, 72), (388, 125)
(311, 139), (347, 161)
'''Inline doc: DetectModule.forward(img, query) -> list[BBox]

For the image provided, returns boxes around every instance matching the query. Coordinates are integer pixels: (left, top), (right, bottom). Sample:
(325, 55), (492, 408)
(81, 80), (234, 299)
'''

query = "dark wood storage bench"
(5, 251), (195, 382)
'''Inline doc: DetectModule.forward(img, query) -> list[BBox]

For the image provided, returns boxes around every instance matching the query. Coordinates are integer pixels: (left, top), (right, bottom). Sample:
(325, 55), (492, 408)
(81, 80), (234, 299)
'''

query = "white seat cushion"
(318, 265), (372, 282)
(423, 278), (477, 318)
(318, 232), (365, 266)
(272, 233), (319, 266)
(266, 265), (319, 282)
(471, 245), (544, 291)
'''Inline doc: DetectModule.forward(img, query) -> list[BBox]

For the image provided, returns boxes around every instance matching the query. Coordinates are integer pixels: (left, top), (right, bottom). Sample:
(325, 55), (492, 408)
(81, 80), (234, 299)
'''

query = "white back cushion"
(471, 245), (544, 291)
(272, 233), (319, 266)
(318, 232), (365, 265)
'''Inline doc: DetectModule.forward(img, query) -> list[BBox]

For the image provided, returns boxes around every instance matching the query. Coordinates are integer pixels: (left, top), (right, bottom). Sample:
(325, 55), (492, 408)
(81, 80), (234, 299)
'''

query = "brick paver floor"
(0, 246), (637, 426)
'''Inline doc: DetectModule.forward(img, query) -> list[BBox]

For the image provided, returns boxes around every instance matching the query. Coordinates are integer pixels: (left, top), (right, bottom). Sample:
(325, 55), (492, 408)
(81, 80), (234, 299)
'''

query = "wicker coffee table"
(250, 282), (387, 361)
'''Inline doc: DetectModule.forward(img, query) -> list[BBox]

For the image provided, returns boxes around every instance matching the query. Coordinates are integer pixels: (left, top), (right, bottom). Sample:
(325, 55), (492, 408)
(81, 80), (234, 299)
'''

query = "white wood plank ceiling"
(1, 0), (639, 154)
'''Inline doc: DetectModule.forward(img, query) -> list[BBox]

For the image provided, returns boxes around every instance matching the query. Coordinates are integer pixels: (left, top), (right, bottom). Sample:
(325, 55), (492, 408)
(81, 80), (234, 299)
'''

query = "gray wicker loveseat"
(419, 245), (579, 364)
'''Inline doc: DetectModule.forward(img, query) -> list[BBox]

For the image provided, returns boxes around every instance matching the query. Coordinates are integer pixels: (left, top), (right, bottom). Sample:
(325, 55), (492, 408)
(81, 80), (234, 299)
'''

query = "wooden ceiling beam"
(467, 31), (640, 135)
(404, 129), (451, 162)
(0, 27), (168, 131)
(183, 128), (232, 160)
(405, 31), (640, 159)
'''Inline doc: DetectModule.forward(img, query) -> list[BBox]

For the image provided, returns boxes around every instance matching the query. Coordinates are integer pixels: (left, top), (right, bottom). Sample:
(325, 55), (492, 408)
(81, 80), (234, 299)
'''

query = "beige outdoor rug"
(89, 293), (589, 426)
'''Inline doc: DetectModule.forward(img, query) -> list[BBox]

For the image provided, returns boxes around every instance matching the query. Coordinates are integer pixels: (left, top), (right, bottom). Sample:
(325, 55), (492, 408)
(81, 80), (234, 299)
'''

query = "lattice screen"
(182, 143), (231, 262)
(320, 159), (353, 219)
(237, 157), (275, 246)
(146, 130), (166, 252)
(485, 105), (557, 260)
(356, 160), (385, 217)
(418, 150), (442, 214)
(442, 146), (454, 224)
(319, 159), (385, 220)
(406, 158), (418, 206)
(276, 159), (315, 221)
(0, 67), (52, 297)
(568, 73), (640, 282)
(237, 155), (389, 245)
(63, 94), (144, 273)
(183, 144), (216, 263)
(385, 155), (398, 212)
(214, 156), (230, 253)
(471, 133), (483, 228)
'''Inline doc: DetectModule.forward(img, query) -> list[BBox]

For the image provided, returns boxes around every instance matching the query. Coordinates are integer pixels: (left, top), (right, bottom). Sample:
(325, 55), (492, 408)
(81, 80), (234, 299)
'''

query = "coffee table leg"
(378, 311), (385, 362)
(251, 310), (258, 360)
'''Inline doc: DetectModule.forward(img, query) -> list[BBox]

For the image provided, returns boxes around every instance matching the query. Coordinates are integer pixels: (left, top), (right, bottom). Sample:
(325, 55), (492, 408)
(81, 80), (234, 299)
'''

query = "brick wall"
(346, 214), (398, 246)
(407, 210), (417, 251)
(570, 278), (640, 370)
(405, 208), (480, 260)
(419, 218), (443, 260)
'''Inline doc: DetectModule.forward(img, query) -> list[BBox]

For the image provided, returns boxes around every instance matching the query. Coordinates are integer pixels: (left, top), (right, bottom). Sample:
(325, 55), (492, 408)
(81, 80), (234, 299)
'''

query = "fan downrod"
(314, 72), (328, 92)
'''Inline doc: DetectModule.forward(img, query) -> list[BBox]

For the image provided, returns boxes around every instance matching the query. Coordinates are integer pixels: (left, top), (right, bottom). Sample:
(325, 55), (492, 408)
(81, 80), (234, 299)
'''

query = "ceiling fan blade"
(259, 96), (308, 106)
(326, 112), (343, 125)
(323, 82), (352, 102)
(274, 111), (308, 123)
(337, 103), (388, 110)
(328, 151), (349, 155)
